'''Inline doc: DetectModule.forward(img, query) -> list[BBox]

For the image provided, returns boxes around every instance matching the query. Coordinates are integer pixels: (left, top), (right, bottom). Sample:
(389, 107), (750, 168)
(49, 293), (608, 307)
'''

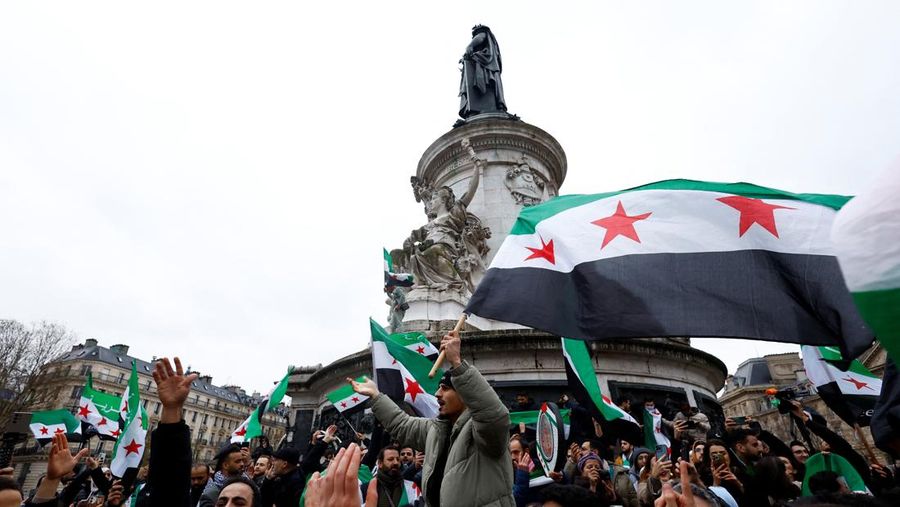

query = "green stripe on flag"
(853, 287), (900, 362)
(510, 179), (852, 235)
(383, 248), (392, 272)
(561, 338), (623, 421)
(30, 410), (81, 432)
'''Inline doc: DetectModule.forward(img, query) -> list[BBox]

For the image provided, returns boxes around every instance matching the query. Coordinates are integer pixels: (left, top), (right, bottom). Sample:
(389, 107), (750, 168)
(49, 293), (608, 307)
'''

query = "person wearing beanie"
(349, 329), (514, 507)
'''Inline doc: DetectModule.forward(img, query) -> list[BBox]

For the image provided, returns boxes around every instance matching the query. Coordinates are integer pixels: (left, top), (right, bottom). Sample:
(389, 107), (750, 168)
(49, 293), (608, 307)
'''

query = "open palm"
(153, 357), (197, 408)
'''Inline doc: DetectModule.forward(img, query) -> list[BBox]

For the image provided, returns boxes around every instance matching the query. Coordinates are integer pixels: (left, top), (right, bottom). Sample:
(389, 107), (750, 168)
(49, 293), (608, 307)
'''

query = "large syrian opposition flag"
(832, 166), (900, 365)
(802, 345), (882, 426)
(467, 179), (873, 360)
(76, 373), (122, 440)
(643, 407), (671, 453)
(326, 379), (369, 416)
(370, 319), (442, 418)
(561, 338), (642, 443)
(231, 367), (293, 443)
(110, 361), (147, 478)
(29, 410), (82, 445)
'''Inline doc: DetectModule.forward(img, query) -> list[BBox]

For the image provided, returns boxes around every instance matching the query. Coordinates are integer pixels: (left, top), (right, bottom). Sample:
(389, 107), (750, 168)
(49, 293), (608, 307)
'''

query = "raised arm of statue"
(459, 138), (482, 208)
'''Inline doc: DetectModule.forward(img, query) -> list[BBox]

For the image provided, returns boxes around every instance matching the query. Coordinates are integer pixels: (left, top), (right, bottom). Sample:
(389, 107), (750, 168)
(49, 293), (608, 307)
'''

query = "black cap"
(439, 370), (454, 390)
(273, 446), (300, 465)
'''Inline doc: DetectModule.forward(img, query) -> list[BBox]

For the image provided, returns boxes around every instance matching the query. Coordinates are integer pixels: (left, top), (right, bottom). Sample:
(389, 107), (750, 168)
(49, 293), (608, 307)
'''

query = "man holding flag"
(349, 329), (515, 507)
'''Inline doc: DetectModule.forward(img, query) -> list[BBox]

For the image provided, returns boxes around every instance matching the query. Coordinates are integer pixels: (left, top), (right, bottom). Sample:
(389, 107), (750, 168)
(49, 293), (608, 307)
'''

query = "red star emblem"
(123, 439), (142, 456)
(842, 376), (874, 391)
(340, 402), (347, 408)
(54, 427), (66, 435)
(392, 358), (398, 365)
(234, 426), (247, 437)
(591, 201), (652, 249)
(525, 237), (555, 264)
(98, 417), (107, 426)
(121, 401), (128, 413)
(404, 378), (425, 403)
(40, 426), (49, 435)
(110, 429), (121, 438)
(717, 195), (795, 238)
(416, 345), (426, 354)
(78, 404), (92, 418)
(352, 396), (360, 403)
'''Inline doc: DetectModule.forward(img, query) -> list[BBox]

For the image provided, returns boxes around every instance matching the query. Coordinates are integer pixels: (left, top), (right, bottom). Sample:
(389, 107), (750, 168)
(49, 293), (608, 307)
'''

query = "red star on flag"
(404, 378), (425, 403)
(525, 236), (555, 264)
(392, 358), (398, 365)
(123, 439), (142, 456)
(54, 428), (66, 435)
(110, 429), (121, 438)
(40, 426), (49, 435)
(591, 201), (652, 249)
(98, 417), (107, 426)
(717, 195), (795, 238)
(416, 345), (426, 354)
(121, 401), (128, 413)
(842, 376), (874, 391)
(78, 405), (92, 418)
(340, 402), (347, 408)
(352, 396), (360, 403)
(234, 426), (247, 437)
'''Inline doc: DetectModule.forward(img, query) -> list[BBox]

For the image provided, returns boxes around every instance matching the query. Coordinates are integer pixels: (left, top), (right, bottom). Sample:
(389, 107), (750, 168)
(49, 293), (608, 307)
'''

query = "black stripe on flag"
(468, 251), (873, 359)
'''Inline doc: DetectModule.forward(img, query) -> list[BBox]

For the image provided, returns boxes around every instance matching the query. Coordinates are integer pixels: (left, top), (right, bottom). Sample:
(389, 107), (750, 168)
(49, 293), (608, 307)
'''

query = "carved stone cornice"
(418, 120), (567, 187)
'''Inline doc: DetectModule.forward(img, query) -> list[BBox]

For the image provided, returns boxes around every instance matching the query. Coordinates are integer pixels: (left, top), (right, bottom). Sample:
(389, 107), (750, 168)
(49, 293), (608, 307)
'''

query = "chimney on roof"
(109, 344), (130, 355)
(85, 338), (99, 348)
(199, 375), (213, 384)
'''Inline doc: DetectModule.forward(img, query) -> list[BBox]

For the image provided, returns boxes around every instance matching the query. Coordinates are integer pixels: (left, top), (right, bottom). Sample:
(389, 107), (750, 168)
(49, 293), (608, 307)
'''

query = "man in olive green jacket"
(349, 330), (514, 507)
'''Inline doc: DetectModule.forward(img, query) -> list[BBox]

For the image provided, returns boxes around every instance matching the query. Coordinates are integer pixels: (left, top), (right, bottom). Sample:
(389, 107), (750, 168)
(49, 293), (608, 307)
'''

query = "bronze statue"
(458, 25), (506, 119)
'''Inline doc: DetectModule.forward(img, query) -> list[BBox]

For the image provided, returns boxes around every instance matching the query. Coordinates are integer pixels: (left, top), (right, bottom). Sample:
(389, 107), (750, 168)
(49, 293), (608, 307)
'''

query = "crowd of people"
(1, 331), (898, 507)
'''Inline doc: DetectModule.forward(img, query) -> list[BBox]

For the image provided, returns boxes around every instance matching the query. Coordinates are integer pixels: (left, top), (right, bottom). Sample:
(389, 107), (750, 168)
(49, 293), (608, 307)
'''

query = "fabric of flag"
(399, 479), (422, 506)
(326, 379), (369, 416)
(643, 407), (670, 453)
(29, 410), (82, 445)
(801, 345), (882, 426)
(370, 319), (442, 418)
(561, 338), (642, 443)
(801, 452), (868, 496)
(466, 179), (873, 361)
(831, 166), (900, 365)
(110, 361), (147, 478)
(384, 248), (414, 287)
(231, 367), (293, 443)
(77, 373), (122, 440)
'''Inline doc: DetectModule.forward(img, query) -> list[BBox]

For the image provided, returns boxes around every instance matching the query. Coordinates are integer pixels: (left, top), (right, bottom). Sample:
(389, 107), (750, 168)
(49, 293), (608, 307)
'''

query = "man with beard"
(362, 445), (421, 506)
(190, 463), (210, 506)
(349, 329), (513, 507)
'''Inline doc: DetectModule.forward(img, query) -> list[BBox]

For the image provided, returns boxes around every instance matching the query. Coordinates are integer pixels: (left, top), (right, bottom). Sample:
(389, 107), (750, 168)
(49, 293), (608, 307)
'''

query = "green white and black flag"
(29, 410), (82, 445)
(326, 378), (369, 416)
(370, 319), (441, 418)
(110, 361), (147, 478)
(231, 367), (293, 443)
(561, 337), (641, 443)
(76, 372), (122, 440)
(384, 248), (414, 287)
(802, 345), (882, 426)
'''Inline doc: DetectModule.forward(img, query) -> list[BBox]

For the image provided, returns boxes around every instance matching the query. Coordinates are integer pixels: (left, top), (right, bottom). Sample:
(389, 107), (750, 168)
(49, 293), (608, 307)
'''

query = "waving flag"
(232, 367), (293, 443)
(76, 373), (122, 440)
(802, 345), (882, 426)
(327, 379), (369, 416)
(384, 248), (414, 287)
(110, 361), (147, 477)
(29, 410), (81, 446)
(643, 407), (671, 453)
(370, 319), (441, 418)
(467, 179), (873, 361)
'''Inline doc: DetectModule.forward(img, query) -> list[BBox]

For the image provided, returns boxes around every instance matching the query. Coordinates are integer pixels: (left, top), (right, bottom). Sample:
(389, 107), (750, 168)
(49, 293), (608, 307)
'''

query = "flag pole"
(852, 423), (880, 465)
(428, 314), (467, 378)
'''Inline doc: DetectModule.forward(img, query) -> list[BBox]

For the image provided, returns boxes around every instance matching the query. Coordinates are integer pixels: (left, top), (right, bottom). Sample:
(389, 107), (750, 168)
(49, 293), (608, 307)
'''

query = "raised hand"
(152, 357), (198, 423)
(347, 376), (380, 398)
(305, 444), (378, 507)
(516, 451), (533, 472)
(654, 461), (697, 507)
(323, 424), (339, 443)
(47, 433), (90, 480)
(439, 330), (462, 368)
(106, 480), (124, 506)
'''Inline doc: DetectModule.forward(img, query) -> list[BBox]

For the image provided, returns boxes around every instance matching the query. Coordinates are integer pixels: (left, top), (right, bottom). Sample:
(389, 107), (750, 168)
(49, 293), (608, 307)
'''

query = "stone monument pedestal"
(400, 288), (470, 333)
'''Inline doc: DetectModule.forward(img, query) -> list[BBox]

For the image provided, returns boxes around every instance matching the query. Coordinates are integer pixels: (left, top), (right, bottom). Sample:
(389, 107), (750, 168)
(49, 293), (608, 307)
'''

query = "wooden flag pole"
(428, 314), (468, 378)
(852, 423), (880, 465)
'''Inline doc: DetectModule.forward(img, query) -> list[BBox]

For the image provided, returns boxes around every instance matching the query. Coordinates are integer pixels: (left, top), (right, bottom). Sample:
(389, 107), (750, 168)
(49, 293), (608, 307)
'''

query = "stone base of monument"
(400, 287), (471, 334)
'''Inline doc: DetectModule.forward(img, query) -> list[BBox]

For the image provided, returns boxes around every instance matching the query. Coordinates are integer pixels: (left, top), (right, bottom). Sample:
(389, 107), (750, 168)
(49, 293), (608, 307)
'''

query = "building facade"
(718, 345), (888, 461)
(10, 338), (287, 491)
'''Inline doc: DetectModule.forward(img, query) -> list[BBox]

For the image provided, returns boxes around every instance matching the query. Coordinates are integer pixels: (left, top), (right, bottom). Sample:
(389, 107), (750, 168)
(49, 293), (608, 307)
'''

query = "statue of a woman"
(458, 25), (506, 119)
(398, 139), (485, 293)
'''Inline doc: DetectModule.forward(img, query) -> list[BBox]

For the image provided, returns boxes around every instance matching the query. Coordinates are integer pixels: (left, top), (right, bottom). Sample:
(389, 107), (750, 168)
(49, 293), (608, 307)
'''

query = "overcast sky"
(2, 2), (899, 394)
